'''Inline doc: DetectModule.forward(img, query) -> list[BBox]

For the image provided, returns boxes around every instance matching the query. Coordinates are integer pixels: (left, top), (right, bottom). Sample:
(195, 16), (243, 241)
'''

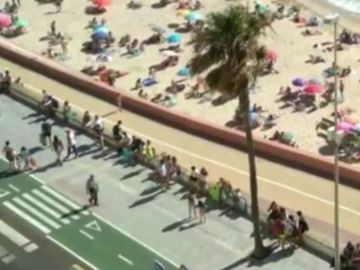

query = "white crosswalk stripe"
(31, 190), (80, 220)
(12, 197), (61, 230)
(3, 201), (51, 234)
(41, 186), (89, 216)
(22, 193), (71, 225)
(0, 219), (30, 247)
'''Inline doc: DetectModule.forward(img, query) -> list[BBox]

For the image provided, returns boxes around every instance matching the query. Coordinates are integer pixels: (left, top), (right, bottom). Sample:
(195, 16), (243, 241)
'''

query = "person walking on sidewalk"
(86, 175), (99, 206)
(198, 200), (206, 224)
(52, 135), (64, 166)
(65, 129), (78, 159)
(2, 141), (16, 170)
(40, 120), (52, 146)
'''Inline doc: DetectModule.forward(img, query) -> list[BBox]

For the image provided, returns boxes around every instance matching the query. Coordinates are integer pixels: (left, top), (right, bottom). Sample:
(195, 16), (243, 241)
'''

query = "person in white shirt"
(65, 129), (78, 159)
(93, 115), (104, 149)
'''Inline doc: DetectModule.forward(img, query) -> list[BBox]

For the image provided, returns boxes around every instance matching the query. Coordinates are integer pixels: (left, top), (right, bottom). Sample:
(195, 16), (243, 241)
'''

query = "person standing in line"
(198, 200), (206, 224)
(2, 141), (16, 170)
(52, 135), (64, 166)
(93, 115), (104, 149)
(17, 146), (30, 171)
(65, 129), (78, 159)
(41, 120), (52, 146)
(187, 191), (197, 219)
(62, 101), (71, 123)
(86, 175), (99, 206)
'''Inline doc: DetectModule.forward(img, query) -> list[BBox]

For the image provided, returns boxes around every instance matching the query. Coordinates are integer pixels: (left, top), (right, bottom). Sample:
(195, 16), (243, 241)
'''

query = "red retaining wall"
(1, 39), (360, 187)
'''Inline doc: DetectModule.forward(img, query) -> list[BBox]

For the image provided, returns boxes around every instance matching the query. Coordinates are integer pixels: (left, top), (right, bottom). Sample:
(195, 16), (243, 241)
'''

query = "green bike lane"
(0, 159), (178, 270)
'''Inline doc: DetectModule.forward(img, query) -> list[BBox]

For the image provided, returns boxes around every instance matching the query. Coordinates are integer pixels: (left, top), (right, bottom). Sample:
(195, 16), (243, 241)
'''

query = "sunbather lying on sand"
(302, 28), (322, 36)
(149, 56), (179, 71)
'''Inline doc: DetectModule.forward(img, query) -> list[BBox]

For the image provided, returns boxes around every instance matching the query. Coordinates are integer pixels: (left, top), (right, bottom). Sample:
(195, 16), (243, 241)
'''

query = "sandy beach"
(4, 0), (360, 160)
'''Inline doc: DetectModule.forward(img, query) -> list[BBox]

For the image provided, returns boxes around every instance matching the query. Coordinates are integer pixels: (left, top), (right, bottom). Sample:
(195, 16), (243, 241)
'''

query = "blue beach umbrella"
(92, 31), (109, 40)
(292, 78), (307, 87)
(186, 11), (202, 23)
(177, 67), (191, 77)
(94, 26), (109, 34)
(167, 33), (182, 44)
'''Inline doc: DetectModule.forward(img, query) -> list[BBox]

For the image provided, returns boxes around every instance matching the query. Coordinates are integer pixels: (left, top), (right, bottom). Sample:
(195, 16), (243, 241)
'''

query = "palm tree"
(189, 5), (271, 259)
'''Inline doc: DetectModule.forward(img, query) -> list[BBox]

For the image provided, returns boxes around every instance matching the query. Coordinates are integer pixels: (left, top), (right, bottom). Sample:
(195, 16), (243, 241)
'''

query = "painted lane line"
(13, 197), (61, 230)
(23, 243), (39, 253)
(0, 219), (31, 247)
(79, 230), (94, 240)
(22, 193), (71, 225)
(41, 186), (90, 216)
(117, 254), (133, 265)
(3, 201), (51, 234)
(8, 184), (20, 192)
(47, 236), (99, 270)
(93, 213), (179, 268)
(70, 264), (85, 270)
(0, 245), (9, 258)
(1, 254), (15, 264)
(31, 189), (80, 220)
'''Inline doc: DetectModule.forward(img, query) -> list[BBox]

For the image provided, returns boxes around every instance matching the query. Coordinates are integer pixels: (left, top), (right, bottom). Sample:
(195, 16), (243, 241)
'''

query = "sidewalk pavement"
(0, 94), (329, 269)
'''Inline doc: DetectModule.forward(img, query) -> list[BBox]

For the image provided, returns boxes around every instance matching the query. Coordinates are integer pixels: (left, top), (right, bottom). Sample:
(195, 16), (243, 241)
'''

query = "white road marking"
(117, 254), (133, 265)
(93, 213), (179, 268)
(22, 193), (70, 224)
(47, 236), (99, 270)
(0, 189), (10, 199)
(1, 254), (15, 264)
(13, 197), (61, 230)
(79, 230), (94, 240)
(23, 243), (38, 253)
(85, 221), (102, 232)
(41, 186), (89, 215)
(0, 219), (30, 247)
(32, 189), (80, 220)
(3, 201), (51, 234)
(8, 184), (20, 192)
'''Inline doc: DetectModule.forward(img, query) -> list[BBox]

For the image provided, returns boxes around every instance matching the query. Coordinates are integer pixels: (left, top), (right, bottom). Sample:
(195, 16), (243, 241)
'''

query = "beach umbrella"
(292, 78), (307, 87)
(308, 78), (322, 85)
(152, 26), (166, 34)
(93, 0), (112, 7)
(13, 18), (28, 27)
(92, 31), (109, 40)
(177, 67), (191, 77)
(266, 49), (278, 61)
(0, 13), (12, 28)
(304, 84), (323, 95)
(167, 33), (182, 44)
(94, 26), (109, 34)
(336, 122), (354, 133)
(186, 11), (202, 22)
(176, 9), (190, 17)
(281, 132), (294, 143)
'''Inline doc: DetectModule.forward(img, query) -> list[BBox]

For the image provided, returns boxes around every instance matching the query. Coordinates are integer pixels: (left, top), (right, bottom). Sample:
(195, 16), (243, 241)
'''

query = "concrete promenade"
(0, 94), (329, 269)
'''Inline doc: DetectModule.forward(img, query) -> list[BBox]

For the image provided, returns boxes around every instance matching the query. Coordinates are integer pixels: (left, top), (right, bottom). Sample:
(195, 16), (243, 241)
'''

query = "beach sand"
(5, 0), (360, 161)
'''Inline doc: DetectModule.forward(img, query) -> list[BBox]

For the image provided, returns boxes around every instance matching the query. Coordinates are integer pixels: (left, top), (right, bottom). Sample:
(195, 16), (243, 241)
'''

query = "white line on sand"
(47, 236), (99, 270)
(3, 201), (51, 234)
(117, 254), (133, 265)
(93, 213), (179, 268)
(0, 219), (30, 247)
(79, 230), (94, 240)
(22, 193), (71, 225)
(13, 197), (61, 230)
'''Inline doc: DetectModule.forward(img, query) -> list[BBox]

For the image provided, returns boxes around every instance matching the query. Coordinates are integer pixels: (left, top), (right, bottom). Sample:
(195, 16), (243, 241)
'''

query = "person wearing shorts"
(41, 120), (52, 146)
(2, 141), (16, 170)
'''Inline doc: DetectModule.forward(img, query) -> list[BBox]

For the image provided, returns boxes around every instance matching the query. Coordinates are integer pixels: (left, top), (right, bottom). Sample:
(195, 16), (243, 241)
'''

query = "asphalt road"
(0, 204), (91, 270)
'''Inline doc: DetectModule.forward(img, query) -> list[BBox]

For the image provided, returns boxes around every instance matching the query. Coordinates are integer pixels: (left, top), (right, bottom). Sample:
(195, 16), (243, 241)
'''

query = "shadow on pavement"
(247, 246), (294, 267)
(178, 221), (201, 231)
(121, 168), (146, 181)
(61, 205), (90, 219)
(0, 169), (21, 179)
(162, 218), (190, 233)
(32, 161), (58, 173)
(28, 146), (44, 155)
(129, 190), (164, 208)
(219, 256), (248, 270)
(140, 185), (161, 196)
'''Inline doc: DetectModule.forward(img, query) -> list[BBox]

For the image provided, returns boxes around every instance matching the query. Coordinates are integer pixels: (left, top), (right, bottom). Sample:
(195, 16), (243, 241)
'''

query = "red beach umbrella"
(304, 84), (323, 95)
(93, 0), (112, 7)
(0, 13), (12, 28)
(266, 49), (278, 61)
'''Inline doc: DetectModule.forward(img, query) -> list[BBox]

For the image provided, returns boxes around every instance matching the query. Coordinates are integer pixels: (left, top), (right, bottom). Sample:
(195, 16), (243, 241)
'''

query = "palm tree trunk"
(241, 96), (268, 259)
